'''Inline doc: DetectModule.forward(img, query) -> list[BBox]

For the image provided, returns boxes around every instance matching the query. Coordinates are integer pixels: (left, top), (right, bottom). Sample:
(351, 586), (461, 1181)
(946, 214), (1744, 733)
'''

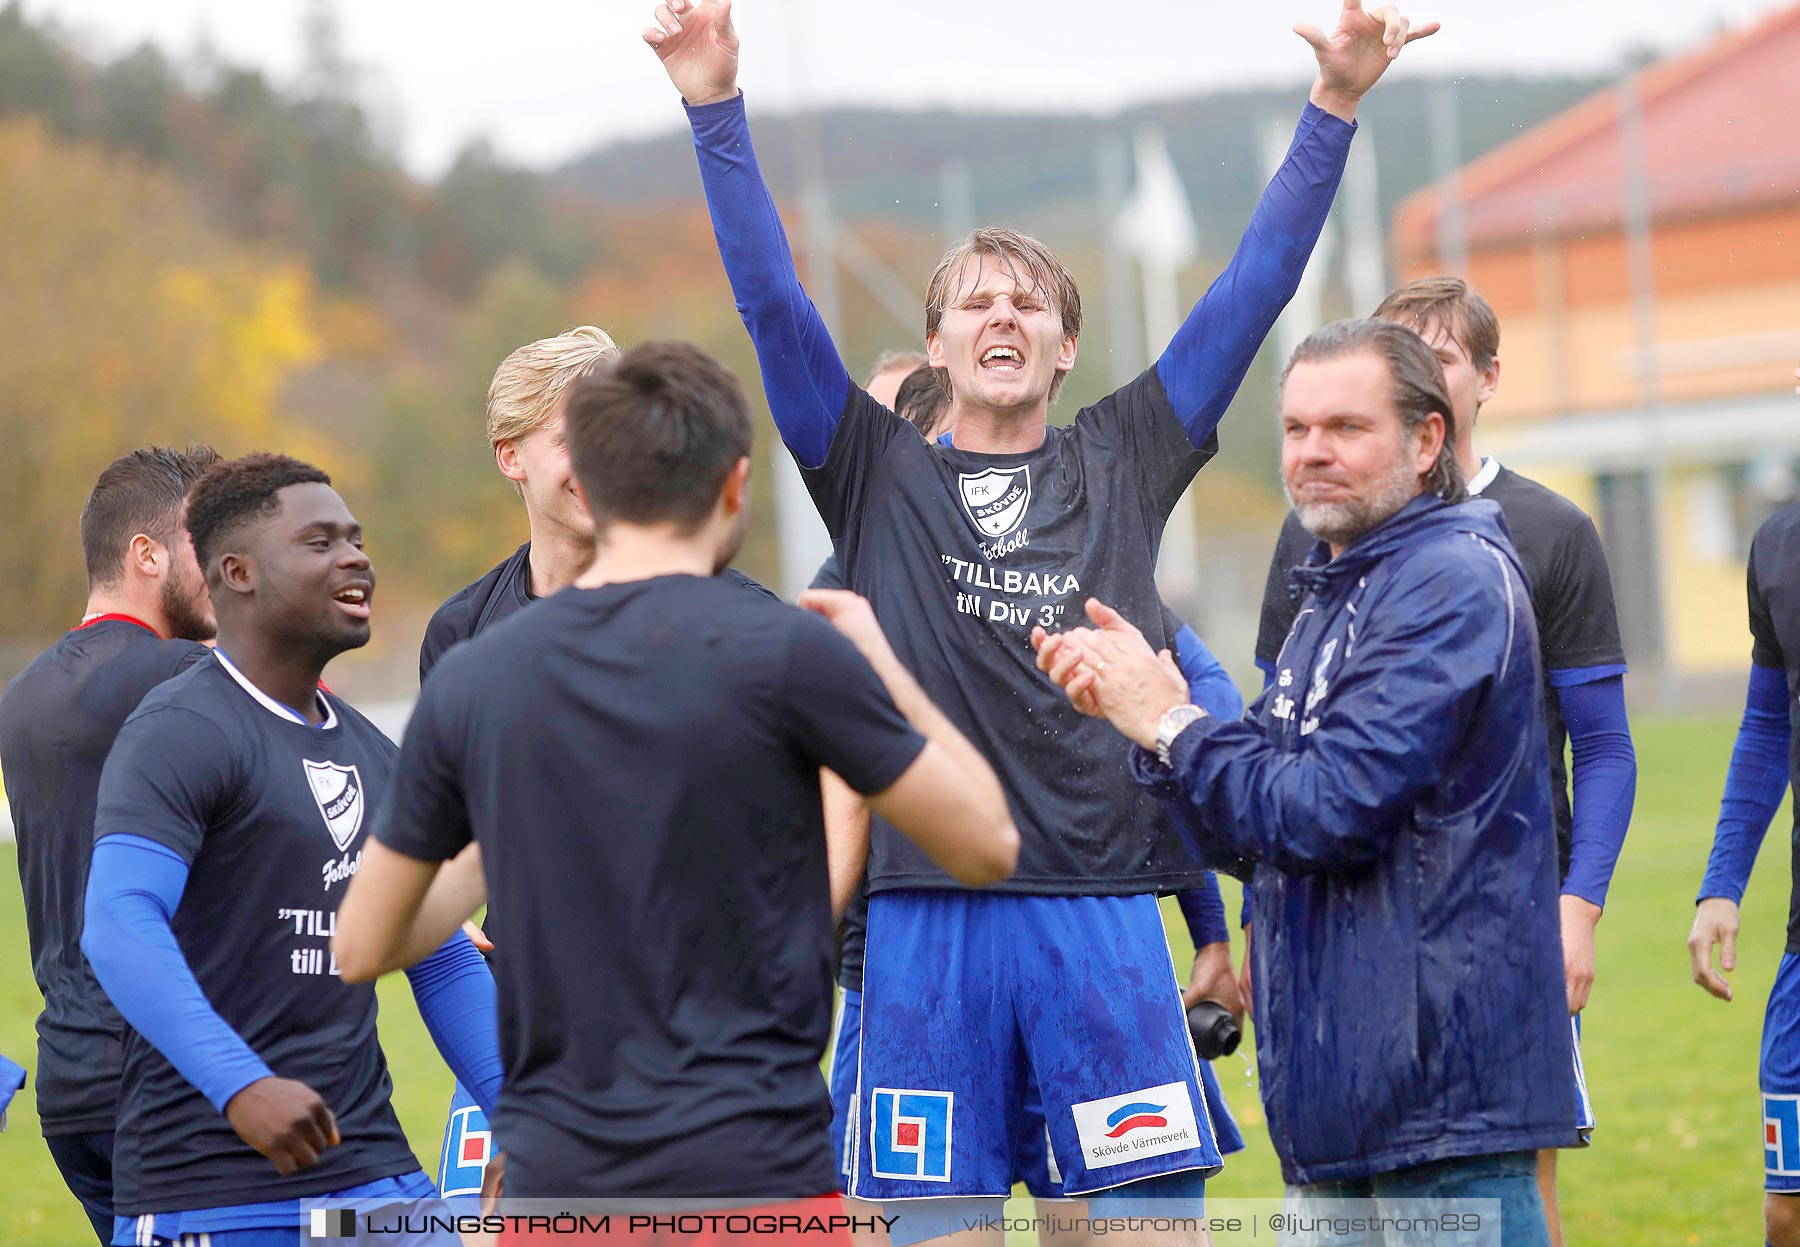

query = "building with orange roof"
(1390, 2), (1800, 689)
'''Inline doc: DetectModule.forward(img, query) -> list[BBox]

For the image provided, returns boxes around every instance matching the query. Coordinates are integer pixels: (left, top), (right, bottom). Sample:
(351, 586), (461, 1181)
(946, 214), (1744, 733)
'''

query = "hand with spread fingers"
(643, 0), (741, 108)
(1031, 598), (1190, 751)
(1295, 0), (1441, 120)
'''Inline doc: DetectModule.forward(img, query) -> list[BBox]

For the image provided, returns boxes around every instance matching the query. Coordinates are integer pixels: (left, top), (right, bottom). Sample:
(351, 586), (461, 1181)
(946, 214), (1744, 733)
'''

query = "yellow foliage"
(158, 261), (321, 442)
(0, 118), (330, 635)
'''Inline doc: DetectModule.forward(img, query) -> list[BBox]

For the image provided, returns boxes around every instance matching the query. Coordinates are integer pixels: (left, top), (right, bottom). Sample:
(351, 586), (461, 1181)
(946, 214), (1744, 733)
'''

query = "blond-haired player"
(419, 325), (776, 1198)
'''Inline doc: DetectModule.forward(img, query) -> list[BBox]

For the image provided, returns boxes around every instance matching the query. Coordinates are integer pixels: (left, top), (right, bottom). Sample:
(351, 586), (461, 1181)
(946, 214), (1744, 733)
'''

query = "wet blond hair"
(923, 228), (1082, 402)
(485, 325), (620, 451)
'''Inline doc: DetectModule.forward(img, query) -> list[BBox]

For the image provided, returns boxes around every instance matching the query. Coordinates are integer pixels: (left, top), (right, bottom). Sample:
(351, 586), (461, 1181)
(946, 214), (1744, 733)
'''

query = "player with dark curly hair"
(82, 453), (500, 1246)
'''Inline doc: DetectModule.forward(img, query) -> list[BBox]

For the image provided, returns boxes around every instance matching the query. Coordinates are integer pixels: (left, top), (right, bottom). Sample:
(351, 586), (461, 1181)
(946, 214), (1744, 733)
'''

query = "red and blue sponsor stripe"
(1104, 1101), (1169, 1138)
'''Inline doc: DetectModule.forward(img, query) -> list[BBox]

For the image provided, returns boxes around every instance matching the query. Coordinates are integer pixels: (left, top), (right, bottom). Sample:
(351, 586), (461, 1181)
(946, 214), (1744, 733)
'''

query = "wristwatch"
(1156, 703), (1207, 768)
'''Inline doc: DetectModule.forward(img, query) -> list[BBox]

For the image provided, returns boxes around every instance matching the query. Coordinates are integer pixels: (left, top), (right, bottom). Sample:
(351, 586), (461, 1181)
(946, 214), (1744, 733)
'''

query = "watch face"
(1165, 706), (1202, 731)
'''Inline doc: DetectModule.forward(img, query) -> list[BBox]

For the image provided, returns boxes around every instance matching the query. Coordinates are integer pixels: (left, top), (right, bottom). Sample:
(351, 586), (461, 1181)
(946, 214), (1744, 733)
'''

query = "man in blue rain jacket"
(1033, 318), (1577, 1244)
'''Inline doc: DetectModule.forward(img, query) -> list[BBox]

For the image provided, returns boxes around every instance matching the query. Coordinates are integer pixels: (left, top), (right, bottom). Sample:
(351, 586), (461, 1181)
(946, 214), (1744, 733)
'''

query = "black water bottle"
(1187, 1001), (1241, 1061)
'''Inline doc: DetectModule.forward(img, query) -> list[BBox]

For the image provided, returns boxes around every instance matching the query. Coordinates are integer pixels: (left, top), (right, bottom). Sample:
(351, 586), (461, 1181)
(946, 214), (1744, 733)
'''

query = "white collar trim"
(1466, 456), (1502, 497)
(213, 650), (337, 729)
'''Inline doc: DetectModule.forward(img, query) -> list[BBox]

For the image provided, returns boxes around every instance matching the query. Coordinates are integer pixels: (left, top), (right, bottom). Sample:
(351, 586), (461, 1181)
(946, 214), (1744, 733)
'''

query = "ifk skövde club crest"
(304, 760), (364, 852)
(957, 466), (1031, 538)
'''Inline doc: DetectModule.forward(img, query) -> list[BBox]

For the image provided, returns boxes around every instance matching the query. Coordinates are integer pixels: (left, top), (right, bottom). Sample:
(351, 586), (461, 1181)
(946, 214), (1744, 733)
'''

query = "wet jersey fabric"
(378, 576), (926, 1199)
(807, 375), (1212, 894)
(820, 547), (1238, 972)
(0, 618), (206, 1135)
(1256, 461), (1633, 902)
(90, 658), (419, 1213)
(687, 89), (1351, 894)
(418, 543), (779, 944)
(1142, 494), (1579, 1184)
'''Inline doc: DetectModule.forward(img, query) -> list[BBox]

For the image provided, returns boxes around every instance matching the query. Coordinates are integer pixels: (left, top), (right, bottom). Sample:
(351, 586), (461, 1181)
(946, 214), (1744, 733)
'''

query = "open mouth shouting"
(980, 345), (1025, 372)
(331, 582), (373, 621)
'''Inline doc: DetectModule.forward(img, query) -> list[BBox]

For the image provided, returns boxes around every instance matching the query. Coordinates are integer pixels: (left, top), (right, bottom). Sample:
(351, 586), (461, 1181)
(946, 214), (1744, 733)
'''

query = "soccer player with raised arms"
(0, 446), (220, 1242)
(645, 1), (1433, 1237)
(814, 367), (1250, 1246)
(81, 454), (502, 1247)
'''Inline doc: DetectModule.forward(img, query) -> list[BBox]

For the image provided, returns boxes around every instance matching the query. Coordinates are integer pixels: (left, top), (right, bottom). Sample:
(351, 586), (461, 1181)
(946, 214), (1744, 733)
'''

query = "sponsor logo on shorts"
(1071, 1081), (1201, 1169)
(1767, 1094), (1800, 1176)
(870, 1087), (953, 1181)
(440, 1104), (494, 1198)
(1104, 1100), (1171, 1137)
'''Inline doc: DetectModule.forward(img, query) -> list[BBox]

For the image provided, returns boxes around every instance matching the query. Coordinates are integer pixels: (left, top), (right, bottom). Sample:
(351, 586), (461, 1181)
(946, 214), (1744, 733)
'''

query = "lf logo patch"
(870, 1087), (953, 1181)
(958, 466), (1031, 538)
(440, 1103), (495, 1197)
(304, 760), (364, 851)
(1071, 1081), (1202, 1169)
(1767, 1094), (1800, 1176)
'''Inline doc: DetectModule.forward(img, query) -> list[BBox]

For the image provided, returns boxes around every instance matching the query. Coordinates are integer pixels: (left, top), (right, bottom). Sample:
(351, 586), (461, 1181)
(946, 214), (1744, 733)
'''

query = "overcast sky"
(24, 0), (1791, 176)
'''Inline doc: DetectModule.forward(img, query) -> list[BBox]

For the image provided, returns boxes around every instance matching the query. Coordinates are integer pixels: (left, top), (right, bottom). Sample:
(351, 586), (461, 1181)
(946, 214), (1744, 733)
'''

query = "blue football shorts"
(828, 989), (864, 1192)
(1570, 1013), (1595, 1142)
(1763, 951), (1800, 1192)
(438, 1079), (495, 1200)
(832, 981), (1246, 1200)
(849, 891), (1223, 1201)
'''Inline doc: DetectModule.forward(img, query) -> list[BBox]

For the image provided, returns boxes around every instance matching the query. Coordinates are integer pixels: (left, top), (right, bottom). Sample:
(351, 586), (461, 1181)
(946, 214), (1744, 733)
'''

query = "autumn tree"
(0, 119), (324, 638)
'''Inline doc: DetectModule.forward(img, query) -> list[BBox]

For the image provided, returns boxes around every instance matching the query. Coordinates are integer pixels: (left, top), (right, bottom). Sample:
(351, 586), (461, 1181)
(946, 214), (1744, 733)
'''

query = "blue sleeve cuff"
(1175, 876), (1230, 948)
(1129, 738), (1253, 877)
(683, 89), (746, 127)
(1298, 99), (1358, 137)
(1547, 662), (1629, 690)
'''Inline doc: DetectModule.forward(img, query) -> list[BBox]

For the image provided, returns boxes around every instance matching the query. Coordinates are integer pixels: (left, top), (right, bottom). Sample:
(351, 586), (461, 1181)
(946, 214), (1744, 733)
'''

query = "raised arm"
(1157, 2), (1437, 446)
(646, 0), (851, 468)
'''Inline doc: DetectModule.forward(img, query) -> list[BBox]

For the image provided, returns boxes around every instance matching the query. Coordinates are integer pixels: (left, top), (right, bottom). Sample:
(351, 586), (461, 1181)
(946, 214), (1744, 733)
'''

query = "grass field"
(0, 713), (1783, 1244)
